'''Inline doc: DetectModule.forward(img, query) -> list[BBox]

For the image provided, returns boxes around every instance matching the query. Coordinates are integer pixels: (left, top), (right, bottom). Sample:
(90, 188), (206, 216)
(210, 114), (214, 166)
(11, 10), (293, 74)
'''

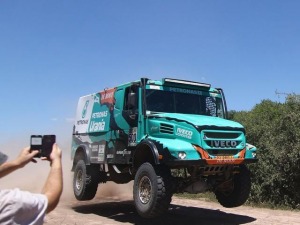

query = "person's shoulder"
(0, 188), (48, 225)
(0, 188), (47, 203)
(0, 188), (21, 196)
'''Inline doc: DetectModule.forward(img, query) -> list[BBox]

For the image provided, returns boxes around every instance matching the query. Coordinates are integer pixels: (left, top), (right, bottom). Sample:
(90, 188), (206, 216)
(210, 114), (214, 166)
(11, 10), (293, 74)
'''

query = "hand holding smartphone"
(30, 135), (56, 158)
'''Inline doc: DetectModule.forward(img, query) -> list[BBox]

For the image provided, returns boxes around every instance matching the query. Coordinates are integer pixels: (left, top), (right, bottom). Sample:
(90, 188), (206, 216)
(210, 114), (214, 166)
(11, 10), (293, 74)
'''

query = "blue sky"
(0, 1), (299, 147)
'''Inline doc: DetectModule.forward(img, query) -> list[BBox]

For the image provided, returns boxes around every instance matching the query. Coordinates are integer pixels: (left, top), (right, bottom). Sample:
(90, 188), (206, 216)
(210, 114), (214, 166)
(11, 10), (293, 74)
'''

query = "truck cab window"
(124, 86), (138, 111)
(123, 86), (139, 125)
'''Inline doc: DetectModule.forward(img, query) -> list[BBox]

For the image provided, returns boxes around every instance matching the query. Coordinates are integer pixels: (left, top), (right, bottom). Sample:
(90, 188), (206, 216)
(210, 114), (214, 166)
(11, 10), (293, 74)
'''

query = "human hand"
(41, 143), (62, 167)
(49, 143), (62, 161)
(14, 147), (39, 168)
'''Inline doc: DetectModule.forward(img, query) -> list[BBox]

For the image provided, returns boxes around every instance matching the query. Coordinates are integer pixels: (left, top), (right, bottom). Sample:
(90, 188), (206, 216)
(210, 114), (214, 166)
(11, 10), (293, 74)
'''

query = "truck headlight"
(178, 152), (186, 160)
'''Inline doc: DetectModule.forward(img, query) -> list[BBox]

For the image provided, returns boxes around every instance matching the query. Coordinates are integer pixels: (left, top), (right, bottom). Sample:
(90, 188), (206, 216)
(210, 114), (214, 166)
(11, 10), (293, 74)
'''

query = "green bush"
(231, 95), (300, 209)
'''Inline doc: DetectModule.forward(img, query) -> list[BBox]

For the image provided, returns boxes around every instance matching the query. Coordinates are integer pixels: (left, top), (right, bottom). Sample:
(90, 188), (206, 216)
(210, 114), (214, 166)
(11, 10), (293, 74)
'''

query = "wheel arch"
(133, 139), (160, 172)
(71, 144), (91, 171)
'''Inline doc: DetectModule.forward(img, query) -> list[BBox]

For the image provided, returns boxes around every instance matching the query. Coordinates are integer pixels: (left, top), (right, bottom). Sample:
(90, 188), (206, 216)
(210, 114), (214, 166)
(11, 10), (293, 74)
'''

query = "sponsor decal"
(211, 140), (237, 148)
(98, 144), (105, 161)
(216, 155), (234, 159)
(92, 111), (108, 119)
(89, 120), (106, 132)
(128, 127), (137, 146)
(216, 158), (236, 164)
(94, 95), (99, 102)
(116, 149), (131, 156)
(195, 145), (246, 165)
(82, 100), (89, 118)
(107, 154), (114, 159)
(100, 88), (116, 105)
(176, 128), (193, 139)
(150, 126), (159, 132)
(91, 145), (98, 152)
(169, 87), (202, 95)
(77, 119), (89, 125)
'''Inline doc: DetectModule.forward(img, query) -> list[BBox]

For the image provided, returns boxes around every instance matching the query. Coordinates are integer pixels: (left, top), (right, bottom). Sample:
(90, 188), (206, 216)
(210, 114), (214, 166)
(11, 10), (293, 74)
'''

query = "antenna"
(275, 89), (288, 99)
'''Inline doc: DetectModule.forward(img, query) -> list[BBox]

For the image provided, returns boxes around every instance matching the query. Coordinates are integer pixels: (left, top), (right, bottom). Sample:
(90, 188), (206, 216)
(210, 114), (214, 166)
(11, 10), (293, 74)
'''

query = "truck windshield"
(145, 89), (225, 118)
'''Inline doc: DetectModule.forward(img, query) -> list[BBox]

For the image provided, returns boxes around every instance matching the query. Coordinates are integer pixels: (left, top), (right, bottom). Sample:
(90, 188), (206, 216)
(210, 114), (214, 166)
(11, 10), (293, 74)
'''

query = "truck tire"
(73, 160), (99, 200)
(215, 165), (251, 208)
(133, 162), (173, 218)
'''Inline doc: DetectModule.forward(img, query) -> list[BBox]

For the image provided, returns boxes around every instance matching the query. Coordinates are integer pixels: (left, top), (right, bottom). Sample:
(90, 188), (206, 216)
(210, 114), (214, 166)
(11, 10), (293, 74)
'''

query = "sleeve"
(0, 188), (48, 225)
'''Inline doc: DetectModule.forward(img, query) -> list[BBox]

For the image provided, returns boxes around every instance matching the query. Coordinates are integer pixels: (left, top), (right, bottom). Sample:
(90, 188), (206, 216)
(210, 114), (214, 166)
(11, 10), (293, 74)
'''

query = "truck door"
(109, 85), (139, 164)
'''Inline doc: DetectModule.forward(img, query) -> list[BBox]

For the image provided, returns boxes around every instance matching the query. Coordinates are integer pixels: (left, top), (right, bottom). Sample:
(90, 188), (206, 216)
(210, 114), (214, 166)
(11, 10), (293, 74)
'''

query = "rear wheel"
(73, 160), (99, 200)
(133, 162), (173, 218)
(215, 165), (251, 207)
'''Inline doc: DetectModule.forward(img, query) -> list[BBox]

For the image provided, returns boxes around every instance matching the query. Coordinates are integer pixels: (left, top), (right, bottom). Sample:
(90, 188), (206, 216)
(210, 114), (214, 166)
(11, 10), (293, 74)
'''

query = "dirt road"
(45, 195), (300, 225)
(1, 153), (298, 225)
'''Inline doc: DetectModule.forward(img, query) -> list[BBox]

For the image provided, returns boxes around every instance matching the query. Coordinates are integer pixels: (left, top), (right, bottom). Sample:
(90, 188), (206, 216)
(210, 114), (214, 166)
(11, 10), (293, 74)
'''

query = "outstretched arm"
(0, 147), (39, 178)
(41, 143), (63, 213)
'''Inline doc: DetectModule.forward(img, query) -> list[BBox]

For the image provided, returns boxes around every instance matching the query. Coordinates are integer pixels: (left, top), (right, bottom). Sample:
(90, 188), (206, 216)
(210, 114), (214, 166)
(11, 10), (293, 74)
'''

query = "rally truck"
(71, 78), (257, 218)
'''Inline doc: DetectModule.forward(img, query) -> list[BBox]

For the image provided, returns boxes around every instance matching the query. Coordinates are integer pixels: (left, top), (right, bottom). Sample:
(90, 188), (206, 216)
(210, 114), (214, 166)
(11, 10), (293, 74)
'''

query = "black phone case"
(41, 135), (56, 158)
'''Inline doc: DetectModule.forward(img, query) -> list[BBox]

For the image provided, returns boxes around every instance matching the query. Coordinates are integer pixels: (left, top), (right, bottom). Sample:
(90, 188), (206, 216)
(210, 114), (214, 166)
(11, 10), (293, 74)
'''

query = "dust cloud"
(95, 181), (133, 201)
(0, 135), (133, 202)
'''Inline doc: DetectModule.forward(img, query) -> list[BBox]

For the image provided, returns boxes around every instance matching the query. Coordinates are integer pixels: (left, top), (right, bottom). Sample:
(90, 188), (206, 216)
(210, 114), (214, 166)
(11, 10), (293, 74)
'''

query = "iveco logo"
(211, 140), (237, 148)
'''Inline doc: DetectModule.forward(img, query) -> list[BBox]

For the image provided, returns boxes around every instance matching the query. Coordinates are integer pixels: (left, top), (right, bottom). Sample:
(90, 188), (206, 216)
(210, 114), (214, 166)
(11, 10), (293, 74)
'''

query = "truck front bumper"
(164, 158), (258, 167)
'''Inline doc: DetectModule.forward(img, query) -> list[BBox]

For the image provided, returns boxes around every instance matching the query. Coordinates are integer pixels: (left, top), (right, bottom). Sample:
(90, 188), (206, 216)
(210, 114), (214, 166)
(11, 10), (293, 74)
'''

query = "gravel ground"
(44, 195), (300, 225)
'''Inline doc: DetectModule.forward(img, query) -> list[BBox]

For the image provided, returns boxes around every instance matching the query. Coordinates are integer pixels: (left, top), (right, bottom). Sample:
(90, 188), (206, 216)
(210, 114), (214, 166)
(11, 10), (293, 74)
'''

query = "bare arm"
(41, 143), (63, 213)
(0, 147), (38, 178)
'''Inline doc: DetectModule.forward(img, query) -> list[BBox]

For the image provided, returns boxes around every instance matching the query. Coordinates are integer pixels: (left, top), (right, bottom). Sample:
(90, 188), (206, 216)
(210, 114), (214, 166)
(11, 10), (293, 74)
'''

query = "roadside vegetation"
(231, 94), (300, 210)
(178, 94), (300, 210)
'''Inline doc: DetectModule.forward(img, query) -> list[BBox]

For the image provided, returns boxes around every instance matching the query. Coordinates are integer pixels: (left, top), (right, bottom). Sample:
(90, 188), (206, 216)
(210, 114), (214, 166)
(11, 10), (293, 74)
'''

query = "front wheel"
(73, 160), (99, 200)
(215, 165), (251, 208)
(133, 163), (173, 218)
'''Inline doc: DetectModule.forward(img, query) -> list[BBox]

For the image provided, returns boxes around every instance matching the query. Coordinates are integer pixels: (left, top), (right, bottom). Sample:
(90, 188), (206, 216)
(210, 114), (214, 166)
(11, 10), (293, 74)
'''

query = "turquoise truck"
(71, 78), (257, 218)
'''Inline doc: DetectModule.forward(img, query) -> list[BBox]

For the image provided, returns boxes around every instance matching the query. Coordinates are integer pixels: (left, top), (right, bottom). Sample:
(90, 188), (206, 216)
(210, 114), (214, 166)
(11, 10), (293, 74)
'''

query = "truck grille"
(204, 132), (240, 139)
(202, 130), (244, 156)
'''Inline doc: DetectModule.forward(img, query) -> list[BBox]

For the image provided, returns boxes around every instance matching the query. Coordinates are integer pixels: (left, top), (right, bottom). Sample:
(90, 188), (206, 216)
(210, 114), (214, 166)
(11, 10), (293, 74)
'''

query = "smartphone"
(30, 135), (56, 158)
(30, 135), (43, 157)
(42, 135), (56, 158)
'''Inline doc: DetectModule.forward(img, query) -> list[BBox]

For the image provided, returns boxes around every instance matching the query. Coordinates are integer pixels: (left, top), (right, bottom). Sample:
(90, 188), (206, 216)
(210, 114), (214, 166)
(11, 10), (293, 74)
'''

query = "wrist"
(50, 159), (62, 169)
(11, 159), (23, 169)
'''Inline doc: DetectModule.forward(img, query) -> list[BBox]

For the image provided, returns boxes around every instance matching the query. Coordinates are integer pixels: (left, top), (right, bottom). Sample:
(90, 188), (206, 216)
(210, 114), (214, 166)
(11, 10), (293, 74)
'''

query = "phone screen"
(31, 137), (42, 145)
(30, 135), (43, 151)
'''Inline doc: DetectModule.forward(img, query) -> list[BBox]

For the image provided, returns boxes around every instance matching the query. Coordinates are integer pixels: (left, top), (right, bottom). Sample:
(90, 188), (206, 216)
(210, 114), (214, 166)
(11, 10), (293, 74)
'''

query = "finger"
(31, 158), (37, 163)
(21, 147), (31, 155)
(30, 150), (40, 157)
(52, 143), (58, 151)
(24, 146), (31, 151)
(41, 157), (50, 161)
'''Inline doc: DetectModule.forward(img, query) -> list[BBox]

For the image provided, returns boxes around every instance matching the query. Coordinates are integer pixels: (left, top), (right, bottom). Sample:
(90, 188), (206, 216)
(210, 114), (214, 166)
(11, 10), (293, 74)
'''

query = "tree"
(231, 96), (300, 209)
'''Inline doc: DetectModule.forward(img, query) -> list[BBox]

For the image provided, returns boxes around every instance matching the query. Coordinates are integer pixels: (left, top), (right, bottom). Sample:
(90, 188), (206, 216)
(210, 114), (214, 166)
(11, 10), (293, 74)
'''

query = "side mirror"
(127, 92), (137, 110)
